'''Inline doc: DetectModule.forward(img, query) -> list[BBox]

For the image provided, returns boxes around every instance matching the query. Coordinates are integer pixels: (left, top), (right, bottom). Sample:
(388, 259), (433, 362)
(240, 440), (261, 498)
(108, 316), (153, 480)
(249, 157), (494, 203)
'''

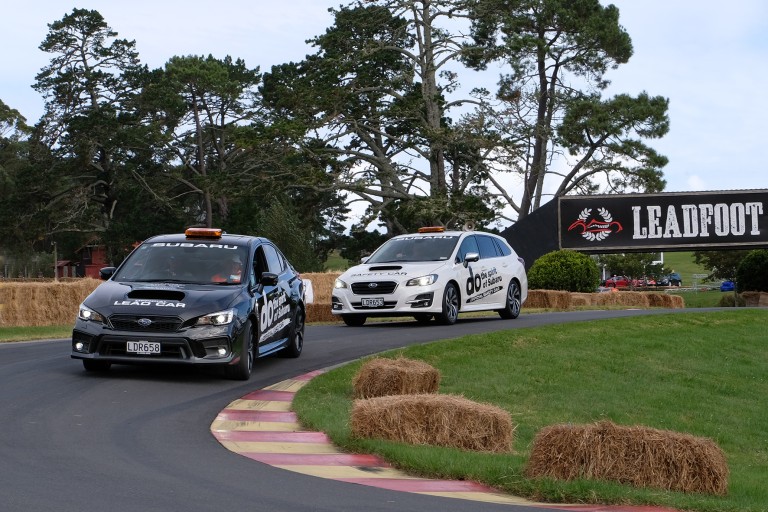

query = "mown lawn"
(293, 309), (768, 512)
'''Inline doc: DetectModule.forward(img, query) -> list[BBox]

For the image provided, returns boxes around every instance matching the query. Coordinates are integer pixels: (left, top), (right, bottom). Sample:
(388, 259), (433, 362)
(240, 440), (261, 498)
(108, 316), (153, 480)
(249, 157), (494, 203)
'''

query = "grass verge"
(0, 325), (71, 342)
(292, 309), (768, 512)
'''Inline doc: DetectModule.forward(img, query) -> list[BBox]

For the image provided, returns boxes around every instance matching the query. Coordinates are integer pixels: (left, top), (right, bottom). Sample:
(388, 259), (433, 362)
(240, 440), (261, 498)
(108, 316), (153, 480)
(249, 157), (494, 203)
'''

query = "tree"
(466, 0), (669, 221)
(32, 8), (144, 235)
(261, 1), (500, 233)
(0, 100), (39, 251)
(136, 55), (268, 227)
(735, 250), (768, 293)
(693, 250), (748, 283)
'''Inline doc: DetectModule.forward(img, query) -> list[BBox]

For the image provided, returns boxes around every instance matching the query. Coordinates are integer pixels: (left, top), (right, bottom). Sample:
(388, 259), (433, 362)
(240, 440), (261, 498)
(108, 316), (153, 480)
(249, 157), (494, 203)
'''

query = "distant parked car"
(720, 280), (735, 292)
(604, 275), (630, 288)
(632, 277), (656, 287)
(659, 272), (682, 287)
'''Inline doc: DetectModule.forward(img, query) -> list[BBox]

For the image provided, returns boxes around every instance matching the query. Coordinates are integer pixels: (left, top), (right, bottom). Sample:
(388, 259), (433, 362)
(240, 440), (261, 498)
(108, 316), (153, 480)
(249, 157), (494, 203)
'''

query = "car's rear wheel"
(498, 280), (522, 319)
(281, 308), (305, 358)
(436, 283), (459, 325)
(82, 360), (111, 372)
(226, 319), (254, 380)
(342, 314), (367, 327)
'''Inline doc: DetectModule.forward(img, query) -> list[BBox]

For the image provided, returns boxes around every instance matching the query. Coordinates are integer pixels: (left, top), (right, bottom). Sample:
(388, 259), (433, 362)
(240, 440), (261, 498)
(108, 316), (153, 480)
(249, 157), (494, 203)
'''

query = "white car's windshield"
(113, 243), (249, 285)
(367, 235), (460, 263)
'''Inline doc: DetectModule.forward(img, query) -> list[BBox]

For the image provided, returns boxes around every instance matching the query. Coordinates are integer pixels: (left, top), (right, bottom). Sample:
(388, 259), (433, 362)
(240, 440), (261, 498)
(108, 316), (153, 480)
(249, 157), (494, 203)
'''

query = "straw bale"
(352, 357), (440, 398)
(306, 303), (340, 323)
(301, 272), (339, 304)
(525, 420), (728, 495)
(0, 279), (100, 327)
(525, 290), (572, 309)
(739, 291), (768, 307)
(570, 293), (594, 307)
(351, 393), (514, 453)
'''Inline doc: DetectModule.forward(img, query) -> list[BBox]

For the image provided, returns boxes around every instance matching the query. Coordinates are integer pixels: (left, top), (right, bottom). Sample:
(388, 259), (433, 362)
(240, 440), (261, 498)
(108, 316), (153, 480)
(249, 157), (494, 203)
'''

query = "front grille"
(109, 315), (182, 332)
(351, 281), (398, 295)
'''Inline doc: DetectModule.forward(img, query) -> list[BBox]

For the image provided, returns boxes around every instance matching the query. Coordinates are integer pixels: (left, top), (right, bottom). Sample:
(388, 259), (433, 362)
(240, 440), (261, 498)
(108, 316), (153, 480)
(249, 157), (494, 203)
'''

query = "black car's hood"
(84, 280), (243, 319)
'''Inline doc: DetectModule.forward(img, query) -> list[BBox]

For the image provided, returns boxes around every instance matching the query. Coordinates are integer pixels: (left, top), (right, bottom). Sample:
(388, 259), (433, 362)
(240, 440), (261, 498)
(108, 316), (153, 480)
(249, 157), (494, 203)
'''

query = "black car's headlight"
(195, 309), (235, 326)
(406, 274), (438, 286)
(78, 304), (106, 324)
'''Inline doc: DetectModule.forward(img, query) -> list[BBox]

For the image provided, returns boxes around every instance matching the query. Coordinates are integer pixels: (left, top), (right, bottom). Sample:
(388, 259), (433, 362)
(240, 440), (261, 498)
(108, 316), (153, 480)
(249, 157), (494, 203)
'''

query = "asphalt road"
(0, 309), (700, 512)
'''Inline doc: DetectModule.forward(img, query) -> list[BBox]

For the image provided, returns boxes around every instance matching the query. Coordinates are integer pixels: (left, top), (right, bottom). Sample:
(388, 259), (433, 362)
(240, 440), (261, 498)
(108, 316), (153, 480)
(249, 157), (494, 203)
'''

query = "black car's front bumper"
(71, 319), (243, 366)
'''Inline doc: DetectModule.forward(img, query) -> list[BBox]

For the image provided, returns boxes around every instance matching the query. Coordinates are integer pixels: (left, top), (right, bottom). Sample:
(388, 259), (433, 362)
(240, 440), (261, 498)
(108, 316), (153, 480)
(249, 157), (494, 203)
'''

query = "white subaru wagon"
(332, 227), (528, 326)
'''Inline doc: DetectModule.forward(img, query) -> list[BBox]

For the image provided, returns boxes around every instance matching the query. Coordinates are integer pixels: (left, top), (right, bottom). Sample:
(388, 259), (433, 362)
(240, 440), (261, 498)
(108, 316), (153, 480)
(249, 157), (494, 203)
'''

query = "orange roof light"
(418, 226), (445, 233)
(185, 227), (223, 239)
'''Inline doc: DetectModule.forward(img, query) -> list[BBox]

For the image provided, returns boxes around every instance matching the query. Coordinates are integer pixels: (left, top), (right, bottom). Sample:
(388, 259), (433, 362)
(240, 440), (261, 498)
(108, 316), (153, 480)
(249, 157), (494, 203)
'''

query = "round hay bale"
(525, 420), (728, 495)
(351, 393), (514, 453)
(352, 357), (440, 398)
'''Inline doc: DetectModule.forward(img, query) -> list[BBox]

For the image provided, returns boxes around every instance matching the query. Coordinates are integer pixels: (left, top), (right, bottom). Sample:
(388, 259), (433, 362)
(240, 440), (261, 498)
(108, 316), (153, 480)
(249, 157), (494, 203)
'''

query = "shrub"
(527, 250), (600, 292)
(735, 249), (768, 293)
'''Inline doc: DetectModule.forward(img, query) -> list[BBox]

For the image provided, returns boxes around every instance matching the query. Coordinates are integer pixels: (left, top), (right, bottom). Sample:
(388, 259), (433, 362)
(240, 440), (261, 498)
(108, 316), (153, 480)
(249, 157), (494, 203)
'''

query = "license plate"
(361, 297), (384, 308)
(127, 341), (161, 354)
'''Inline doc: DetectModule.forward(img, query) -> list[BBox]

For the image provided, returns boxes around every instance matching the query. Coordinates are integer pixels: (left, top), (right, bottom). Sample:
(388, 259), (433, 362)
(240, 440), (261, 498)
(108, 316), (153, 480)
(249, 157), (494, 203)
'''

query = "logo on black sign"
(568, 208), (623, 242)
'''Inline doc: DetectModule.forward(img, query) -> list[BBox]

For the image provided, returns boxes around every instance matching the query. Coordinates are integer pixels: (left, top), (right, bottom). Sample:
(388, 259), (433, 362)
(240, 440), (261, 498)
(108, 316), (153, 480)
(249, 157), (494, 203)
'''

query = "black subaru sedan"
(71, 228), (306, 380)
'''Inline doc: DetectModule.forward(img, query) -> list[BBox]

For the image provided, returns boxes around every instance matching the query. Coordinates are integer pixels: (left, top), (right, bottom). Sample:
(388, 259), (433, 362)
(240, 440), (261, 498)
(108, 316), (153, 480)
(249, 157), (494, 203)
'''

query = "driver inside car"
(212, 255), (243, 283)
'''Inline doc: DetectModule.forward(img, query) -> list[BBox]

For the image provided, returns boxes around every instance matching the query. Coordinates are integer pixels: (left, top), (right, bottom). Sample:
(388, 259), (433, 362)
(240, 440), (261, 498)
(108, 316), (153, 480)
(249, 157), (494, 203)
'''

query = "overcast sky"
(2, 1), (767, 199)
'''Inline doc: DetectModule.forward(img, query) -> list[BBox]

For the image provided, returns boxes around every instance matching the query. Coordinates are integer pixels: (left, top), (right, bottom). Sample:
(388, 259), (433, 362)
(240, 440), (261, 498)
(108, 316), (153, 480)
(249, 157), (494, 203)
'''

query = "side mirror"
(360, 256), (369, 264)
(463, 252), (480, 268)
(260, 272), (279, 287)
(99, 267), (116, 280)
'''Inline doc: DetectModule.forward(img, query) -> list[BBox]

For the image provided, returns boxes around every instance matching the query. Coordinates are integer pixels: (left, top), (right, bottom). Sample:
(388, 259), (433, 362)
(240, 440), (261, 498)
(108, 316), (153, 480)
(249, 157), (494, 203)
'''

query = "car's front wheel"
(342, 314), (367, 327)
(436, 283), (459, 325)
(226, 319), (254, 380)
(498, 280), (522, 319)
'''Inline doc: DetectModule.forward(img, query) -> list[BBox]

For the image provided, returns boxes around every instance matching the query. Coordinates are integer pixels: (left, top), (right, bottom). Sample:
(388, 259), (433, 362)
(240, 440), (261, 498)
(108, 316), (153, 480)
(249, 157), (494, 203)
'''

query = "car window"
(114, 242), (248, 284)
(456, 235), (480, 263)
(263, 244), (285, 274)
(367, 235), (460, 263)
(493, 237), (512, 257)
(476, 235), (501, 259)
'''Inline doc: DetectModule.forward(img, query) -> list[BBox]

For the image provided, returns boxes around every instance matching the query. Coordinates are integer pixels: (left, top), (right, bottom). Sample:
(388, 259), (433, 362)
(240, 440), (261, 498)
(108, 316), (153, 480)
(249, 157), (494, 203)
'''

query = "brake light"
(185, 227), (223, 239)
(417, 226), (445, 233)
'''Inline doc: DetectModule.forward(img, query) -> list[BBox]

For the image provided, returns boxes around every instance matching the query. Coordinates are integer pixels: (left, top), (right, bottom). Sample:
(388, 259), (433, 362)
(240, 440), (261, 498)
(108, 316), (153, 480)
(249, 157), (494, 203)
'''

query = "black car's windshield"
(367, 235), (460, 263)
(113, 242), (249, 285)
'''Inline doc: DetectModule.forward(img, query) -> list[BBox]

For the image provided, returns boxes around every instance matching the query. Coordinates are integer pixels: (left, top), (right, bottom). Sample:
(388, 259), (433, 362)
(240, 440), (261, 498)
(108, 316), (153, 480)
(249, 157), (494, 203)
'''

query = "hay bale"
(352, 357), (440, 398)
(300, 272), (339, 304)
(525, 420), (729, 495)
(647, 292), (672, 308)
(306, 303), (339, 323)
(667, 294), (685, 308)
(525, 290), (572, 309)
(351, 393), (514, 453)
(0, 279), (100, 327)
(570, 293), (594, 307)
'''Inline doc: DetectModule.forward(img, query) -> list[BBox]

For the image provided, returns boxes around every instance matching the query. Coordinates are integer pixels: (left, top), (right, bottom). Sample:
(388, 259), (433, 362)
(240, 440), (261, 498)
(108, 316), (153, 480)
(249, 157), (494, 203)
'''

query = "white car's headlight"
(196, 309), (235, 326)
(78, 304), (105, 323)
(334, 278), (348, 289)
(406, 274), (438, 286)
